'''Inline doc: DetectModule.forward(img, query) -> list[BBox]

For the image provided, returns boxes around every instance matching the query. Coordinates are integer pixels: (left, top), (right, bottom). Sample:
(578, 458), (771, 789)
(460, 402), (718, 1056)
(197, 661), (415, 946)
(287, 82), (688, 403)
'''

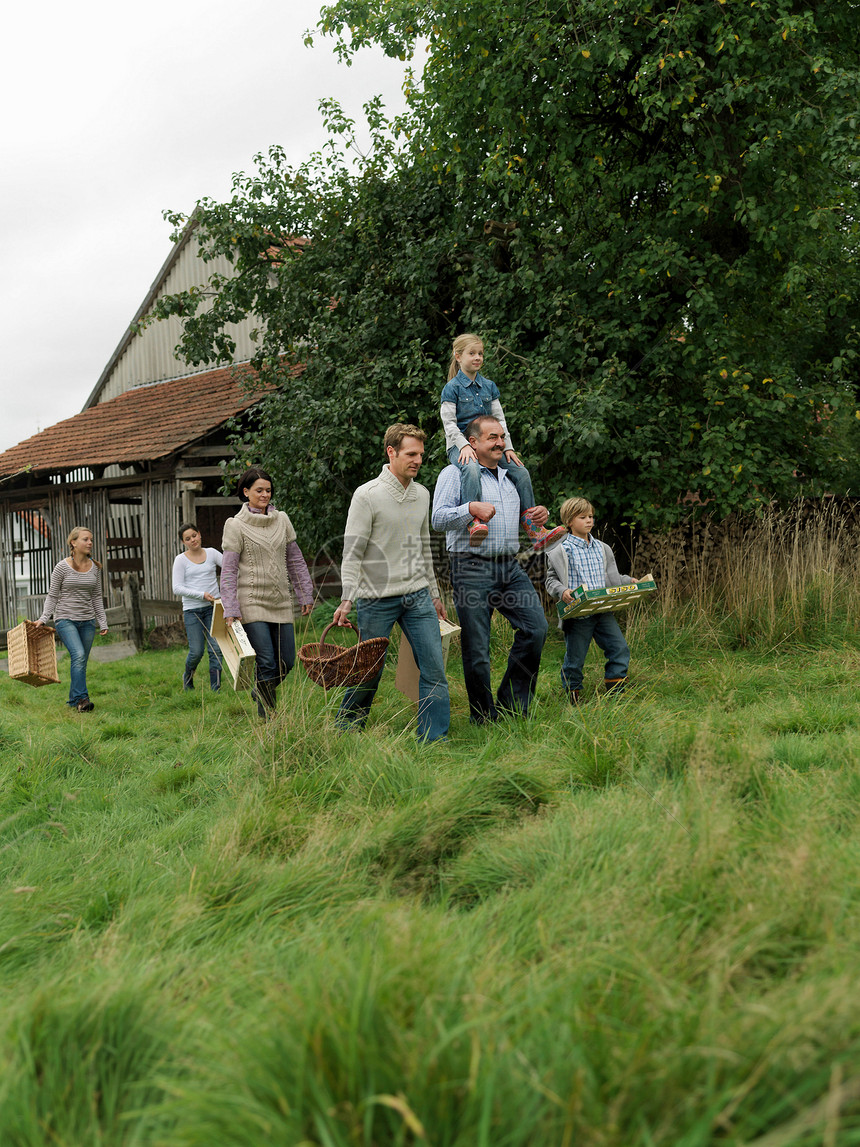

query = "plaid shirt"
(431, 463), (521, 555)
(563, 533), (605, 591)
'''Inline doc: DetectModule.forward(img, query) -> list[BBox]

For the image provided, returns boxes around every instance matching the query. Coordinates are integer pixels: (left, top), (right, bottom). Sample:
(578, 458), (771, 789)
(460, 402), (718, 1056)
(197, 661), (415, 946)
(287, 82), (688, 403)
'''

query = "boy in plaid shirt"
(545, 497), (636, 704)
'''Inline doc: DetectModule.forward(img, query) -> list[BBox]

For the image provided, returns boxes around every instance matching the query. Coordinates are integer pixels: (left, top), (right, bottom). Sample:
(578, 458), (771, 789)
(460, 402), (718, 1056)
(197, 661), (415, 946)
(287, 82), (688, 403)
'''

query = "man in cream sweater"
(333, 423), (450, 742)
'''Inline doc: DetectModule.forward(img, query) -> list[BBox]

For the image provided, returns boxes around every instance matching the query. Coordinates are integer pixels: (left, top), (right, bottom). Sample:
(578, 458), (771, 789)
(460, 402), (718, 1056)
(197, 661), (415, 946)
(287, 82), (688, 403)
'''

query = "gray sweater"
(340, 466), (440, 602)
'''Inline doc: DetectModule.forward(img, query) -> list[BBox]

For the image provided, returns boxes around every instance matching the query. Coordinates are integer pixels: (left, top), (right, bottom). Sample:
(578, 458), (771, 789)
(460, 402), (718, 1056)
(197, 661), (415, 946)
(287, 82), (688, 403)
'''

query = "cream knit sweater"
(221, 505), (297, 624)
(340, 466), (440, 602)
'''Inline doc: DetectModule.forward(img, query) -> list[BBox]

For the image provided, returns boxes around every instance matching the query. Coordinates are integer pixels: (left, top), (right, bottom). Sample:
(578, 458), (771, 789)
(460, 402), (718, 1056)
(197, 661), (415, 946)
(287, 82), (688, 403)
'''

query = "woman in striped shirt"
(36, 526), (108, 712)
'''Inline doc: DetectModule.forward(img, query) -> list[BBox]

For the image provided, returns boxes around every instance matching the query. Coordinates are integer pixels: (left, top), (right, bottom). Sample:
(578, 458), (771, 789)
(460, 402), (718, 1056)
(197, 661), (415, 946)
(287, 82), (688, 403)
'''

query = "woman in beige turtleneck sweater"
(220, 467), (314, 718)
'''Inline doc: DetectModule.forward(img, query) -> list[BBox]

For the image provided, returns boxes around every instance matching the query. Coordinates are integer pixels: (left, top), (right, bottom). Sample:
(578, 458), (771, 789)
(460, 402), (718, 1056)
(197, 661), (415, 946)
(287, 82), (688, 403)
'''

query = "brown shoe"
(604, 677), (627, 695)
(76, 698), (95, 712)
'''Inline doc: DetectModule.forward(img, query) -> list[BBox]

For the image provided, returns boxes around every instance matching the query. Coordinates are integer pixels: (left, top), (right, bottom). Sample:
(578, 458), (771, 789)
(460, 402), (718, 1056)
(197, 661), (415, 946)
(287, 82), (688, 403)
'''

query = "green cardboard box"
(557, 575), (657, 621)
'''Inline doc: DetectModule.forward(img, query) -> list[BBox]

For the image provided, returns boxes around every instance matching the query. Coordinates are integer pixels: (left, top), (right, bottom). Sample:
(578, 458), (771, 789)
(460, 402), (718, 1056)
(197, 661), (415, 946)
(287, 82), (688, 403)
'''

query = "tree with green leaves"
(150, 0), (860, 551)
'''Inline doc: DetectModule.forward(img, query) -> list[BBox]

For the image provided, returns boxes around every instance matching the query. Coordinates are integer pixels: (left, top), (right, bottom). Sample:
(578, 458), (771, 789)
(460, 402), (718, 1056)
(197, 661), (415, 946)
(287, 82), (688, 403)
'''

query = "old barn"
(0, 227), (266, 631)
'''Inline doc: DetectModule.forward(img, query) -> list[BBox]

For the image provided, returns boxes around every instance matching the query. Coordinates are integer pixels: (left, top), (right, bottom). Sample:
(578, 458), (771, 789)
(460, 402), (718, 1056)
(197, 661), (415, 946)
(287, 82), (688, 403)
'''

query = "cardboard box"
(210, 600), (256, 691)
(557, 574), (657, 621)
(395, 617), (461, 703)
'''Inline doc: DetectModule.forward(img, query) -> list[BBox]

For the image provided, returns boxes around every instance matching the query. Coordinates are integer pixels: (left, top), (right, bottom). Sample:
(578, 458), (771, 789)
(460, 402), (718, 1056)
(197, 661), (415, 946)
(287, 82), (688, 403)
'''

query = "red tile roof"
(0, 366), (270, 478)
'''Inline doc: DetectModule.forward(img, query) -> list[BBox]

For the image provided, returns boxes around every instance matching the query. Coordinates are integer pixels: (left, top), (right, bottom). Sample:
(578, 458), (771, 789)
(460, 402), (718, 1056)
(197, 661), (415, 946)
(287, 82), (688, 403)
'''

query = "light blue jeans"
(447, 445), (535, 513)
(54, 618), (97, 706)
(336, 589), (450, 742)
(183, 605), (222, 689)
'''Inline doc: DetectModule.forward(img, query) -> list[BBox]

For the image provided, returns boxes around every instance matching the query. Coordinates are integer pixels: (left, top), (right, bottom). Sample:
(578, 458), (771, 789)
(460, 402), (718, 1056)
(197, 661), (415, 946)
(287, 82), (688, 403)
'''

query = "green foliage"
(151, 1), (860, 550)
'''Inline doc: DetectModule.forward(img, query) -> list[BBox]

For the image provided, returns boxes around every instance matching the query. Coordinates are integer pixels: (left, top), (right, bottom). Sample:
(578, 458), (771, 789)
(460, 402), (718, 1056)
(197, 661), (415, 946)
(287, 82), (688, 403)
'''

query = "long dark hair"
(236, 467), (274, 501)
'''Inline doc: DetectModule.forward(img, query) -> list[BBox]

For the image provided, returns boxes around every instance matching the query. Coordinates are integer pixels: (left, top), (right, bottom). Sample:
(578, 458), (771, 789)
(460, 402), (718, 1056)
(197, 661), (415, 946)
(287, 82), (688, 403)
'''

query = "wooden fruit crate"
(6, 620), (60, 686)
(557, 574), (657, 621)
(210, 600), (256, 691)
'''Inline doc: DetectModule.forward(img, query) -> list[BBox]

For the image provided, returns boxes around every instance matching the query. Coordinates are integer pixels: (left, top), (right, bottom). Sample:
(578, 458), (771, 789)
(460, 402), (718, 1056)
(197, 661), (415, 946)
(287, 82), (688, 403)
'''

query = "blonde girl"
(440, 333), (565, 550)
(36, 526), (108, 712)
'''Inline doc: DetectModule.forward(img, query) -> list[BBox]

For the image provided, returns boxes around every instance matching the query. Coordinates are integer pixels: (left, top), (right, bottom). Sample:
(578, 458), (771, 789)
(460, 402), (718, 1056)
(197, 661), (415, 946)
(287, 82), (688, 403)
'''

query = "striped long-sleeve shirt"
(38, 560), (108, 630)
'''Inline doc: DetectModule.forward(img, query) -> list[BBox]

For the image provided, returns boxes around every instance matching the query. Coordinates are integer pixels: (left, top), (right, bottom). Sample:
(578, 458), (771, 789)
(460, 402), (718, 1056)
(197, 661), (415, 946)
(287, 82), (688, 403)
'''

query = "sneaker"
(76, 698), (95, 712)
(468, 519), (489, 546)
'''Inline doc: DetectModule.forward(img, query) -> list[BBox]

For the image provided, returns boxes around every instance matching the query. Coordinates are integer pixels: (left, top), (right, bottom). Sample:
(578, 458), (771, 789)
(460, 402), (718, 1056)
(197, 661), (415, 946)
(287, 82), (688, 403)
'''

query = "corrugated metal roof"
(0, 365), (270, 478)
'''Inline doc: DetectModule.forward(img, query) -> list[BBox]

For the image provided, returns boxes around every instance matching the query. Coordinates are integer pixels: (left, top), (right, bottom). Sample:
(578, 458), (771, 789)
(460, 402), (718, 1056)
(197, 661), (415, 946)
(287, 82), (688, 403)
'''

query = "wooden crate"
(210, 600), (256, 691)
(557, 574), (657, 621)
(6, 620), (60, 686)
(395, 616), (461, 703)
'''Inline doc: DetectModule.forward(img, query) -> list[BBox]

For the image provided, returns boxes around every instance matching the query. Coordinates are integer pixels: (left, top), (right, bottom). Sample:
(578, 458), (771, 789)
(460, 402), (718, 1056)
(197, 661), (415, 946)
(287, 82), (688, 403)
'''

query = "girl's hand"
(458, 445), (478, 465)
(100, 629), (108, 636)
(300, 602), (314, 616)
(504, 450), (523, 467)
(225, 616), (239, 627)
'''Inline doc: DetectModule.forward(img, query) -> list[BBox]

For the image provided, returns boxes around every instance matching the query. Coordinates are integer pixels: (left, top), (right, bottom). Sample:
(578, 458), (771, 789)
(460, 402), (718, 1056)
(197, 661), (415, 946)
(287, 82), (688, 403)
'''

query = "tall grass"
(633, 498), (860, 650)
(2, 517), (860, 1143)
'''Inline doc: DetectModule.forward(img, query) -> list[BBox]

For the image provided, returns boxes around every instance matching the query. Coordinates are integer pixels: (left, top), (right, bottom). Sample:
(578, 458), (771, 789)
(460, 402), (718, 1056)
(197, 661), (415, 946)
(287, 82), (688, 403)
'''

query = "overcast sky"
(0, 0), (413, 454)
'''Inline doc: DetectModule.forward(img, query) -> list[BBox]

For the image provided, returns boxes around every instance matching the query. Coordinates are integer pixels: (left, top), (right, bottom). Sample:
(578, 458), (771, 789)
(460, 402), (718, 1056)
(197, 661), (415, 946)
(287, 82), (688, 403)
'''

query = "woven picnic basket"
(298, 621), (389, 689)
(6, 620), (60, 687)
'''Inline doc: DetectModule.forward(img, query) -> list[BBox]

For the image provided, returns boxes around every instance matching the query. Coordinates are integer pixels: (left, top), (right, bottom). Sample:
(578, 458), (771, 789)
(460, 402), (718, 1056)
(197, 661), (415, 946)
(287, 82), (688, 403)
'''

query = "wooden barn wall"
(0, 478), (183, 631)
(95, 241), (258, 405)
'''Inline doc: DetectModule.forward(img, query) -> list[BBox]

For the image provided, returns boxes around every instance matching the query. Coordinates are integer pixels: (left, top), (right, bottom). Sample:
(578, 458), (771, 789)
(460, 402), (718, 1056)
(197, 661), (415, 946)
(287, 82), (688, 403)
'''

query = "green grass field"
(2, 540), (860, 1144)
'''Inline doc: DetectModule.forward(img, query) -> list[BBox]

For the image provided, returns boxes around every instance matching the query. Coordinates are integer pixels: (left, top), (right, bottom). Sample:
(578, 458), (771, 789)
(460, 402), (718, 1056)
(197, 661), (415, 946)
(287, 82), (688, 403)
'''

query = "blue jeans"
(561, 614), (630, 692)
(183, 605), (222, 689)
(447, 445), (535, 512)
(54, 618), (97, 706)
(337, 589), (450, 742)
(449, 554), (547, 721)
(242, 621), (295, 685)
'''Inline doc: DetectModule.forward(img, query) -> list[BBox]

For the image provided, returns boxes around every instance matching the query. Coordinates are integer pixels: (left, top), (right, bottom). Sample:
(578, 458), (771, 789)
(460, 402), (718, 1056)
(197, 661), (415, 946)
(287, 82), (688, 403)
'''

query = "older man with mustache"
(432, 414), (548, 724)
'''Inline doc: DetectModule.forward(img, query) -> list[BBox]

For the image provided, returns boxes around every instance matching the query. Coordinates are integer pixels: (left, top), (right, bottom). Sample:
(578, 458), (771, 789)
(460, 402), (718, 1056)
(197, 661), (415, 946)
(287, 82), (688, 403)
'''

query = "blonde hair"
(67, 525), (102, 569)
(447, 333), (484, 380)
(559, 498), (595, 529)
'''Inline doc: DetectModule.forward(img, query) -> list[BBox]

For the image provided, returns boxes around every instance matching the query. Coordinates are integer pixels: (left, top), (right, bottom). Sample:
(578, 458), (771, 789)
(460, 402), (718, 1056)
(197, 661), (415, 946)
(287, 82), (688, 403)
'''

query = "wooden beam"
(180, 446), (237, 459)
(174, 466), (226, 478)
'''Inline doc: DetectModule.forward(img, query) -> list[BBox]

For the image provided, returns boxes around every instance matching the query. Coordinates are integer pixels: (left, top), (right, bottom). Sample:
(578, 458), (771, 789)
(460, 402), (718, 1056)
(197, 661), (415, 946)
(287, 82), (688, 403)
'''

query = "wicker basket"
(6, 620), (60, 687)
(299, 621), (389, 689)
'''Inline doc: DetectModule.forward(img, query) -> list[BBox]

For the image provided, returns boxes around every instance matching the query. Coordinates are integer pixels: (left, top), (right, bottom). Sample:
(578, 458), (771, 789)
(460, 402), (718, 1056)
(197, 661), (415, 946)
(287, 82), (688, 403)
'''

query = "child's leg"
(498, 457), (536, 511)
(591, 614), (630, 688)
(560, 617), (595, 694)
(448, 445), (483, 504)
(449, 445), (487, 545)
(502, 457), (566, 552)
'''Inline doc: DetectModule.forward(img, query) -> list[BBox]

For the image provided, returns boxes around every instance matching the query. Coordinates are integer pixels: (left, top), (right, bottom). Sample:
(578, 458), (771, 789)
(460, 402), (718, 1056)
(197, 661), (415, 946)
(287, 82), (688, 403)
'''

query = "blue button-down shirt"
(563, 533), (606, 591)
(432, 463), (521, 555)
